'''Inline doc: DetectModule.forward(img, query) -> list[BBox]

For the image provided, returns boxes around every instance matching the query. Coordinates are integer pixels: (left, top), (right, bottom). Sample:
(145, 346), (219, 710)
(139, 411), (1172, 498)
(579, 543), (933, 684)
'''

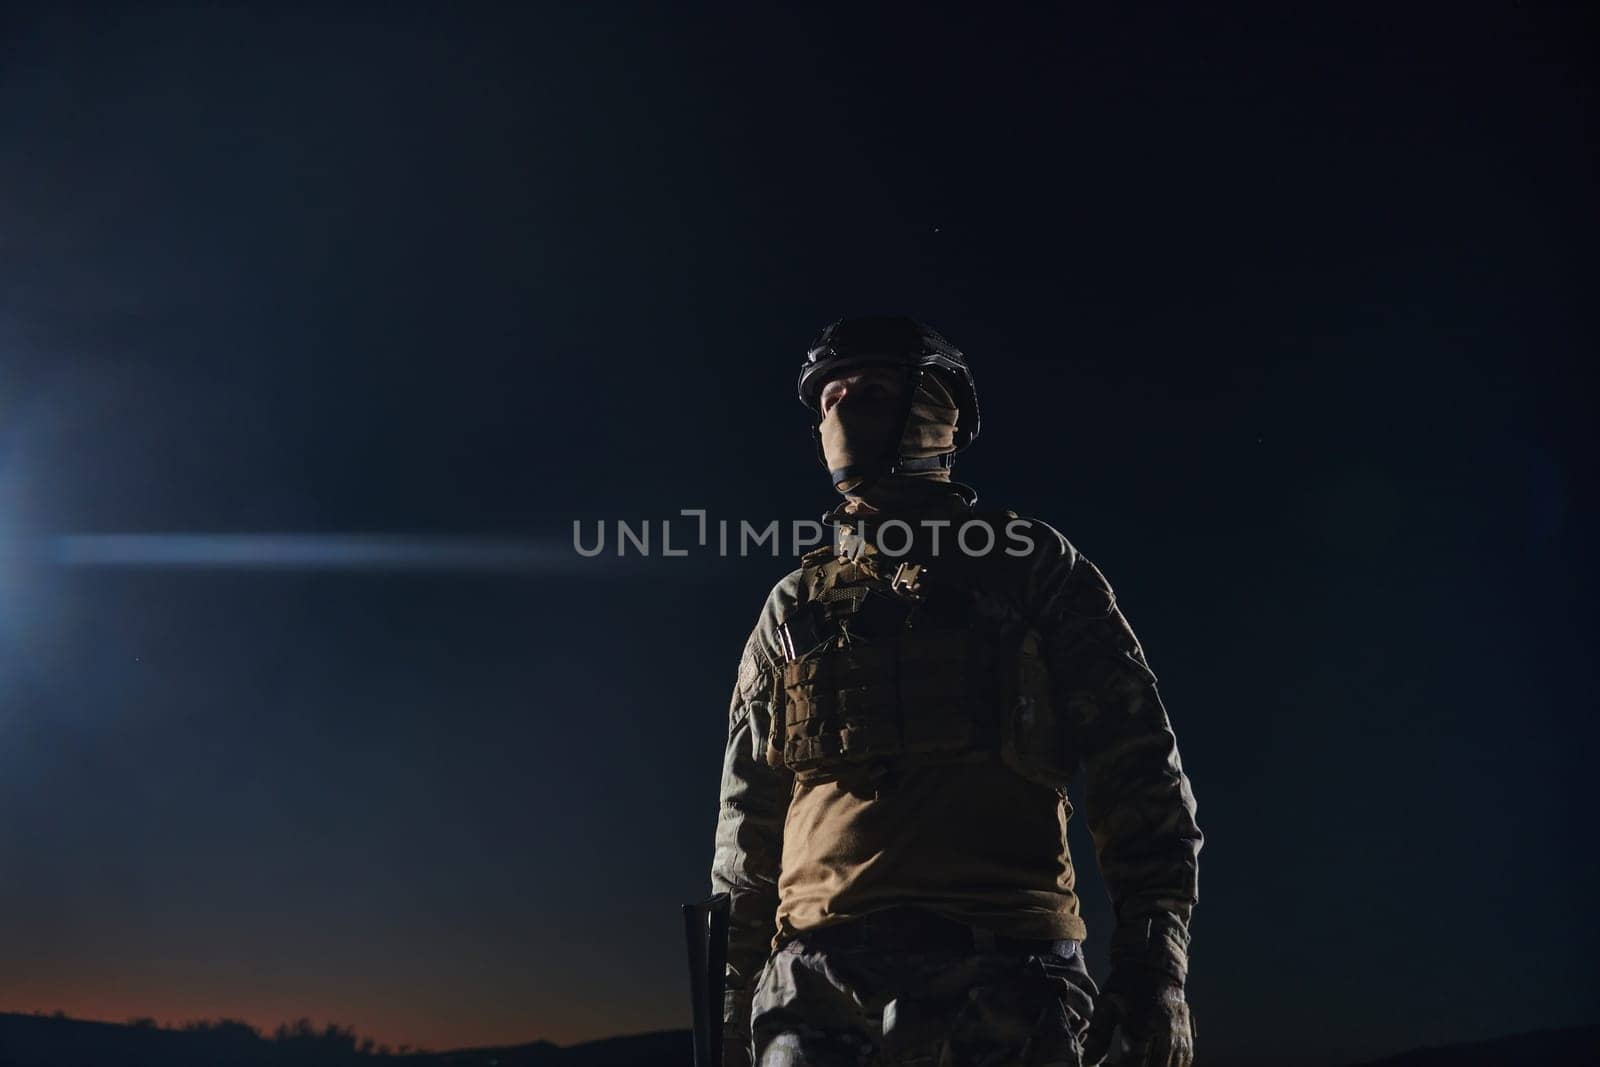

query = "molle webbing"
(768, 546), (1001, 779)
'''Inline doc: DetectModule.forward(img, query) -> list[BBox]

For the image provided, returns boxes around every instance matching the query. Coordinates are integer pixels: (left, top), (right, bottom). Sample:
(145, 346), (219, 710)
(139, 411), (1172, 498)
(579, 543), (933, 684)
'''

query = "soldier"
(711, 317), (1202, 1066)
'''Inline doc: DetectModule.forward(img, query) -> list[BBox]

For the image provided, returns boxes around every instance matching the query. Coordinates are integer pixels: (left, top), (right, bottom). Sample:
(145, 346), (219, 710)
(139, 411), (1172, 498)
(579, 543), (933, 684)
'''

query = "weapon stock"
(683, 892), (731, 1067)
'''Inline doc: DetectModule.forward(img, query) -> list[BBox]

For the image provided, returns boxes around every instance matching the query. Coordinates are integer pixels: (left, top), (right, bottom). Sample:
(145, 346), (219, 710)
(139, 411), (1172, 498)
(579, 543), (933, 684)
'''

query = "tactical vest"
(765, 516), (1074, 788)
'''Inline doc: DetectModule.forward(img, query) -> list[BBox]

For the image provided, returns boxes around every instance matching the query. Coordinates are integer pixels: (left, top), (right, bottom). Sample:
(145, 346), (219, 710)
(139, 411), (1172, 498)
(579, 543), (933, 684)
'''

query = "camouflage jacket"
(710, 508), (1202, 1047)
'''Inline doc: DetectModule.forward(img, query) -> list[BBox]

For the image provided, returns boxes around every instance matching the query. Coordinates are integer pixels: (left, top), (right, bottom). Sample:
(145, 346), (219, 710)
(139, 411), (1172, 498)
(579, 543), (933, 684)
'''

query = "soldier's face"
(817, 366), (909, 489)
(819, 366), (906, 418)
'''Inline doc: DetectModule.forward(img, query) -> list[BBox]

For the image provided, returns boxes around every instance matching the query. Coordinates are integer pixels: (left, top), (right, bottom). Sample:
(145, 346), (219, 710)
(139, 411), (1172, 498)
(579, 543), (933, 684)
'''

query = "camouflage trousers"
(749, 929), (1096, 1066)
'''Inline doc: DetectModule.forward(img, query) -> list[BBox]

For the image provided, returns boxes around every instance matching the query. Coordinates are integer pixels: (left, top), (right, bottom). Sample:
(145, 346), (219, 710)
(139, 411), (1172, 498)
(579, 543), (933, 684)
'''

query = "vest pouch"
(765, 548), (1010, 779)
(778, 644), (900, 779)
(1000, 628), (1076, 788)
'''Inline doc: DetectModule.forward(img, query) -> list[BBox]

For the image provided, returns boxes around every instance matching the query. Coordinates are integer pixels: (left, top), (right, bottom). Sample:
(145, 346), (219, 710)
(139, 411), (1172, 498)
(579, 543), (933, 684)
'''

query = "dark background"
(0, 3), (1594, 1064)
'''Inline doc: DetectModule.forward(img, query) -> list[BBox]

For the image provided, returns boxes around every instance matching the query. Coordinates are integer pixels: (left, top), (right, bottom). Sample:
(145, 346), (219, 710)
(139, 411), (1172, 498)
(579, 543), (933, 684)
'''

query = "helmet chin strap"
(828, 454), (952, 491)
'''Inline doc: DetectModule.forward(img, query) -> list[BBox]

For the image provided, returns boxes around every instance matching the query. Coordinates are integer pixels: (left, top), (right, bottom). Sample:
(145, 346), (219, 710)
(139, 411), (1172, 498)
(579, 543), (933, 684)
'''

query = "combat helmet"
(797, 316), (980, 484)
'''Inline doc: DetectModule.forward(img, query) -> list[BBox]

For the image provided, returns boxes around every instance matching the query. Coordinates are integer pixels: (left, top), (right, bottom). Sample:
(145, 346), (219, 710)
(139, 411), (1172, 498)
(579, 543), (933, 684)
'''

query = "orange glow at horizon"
(0, 981), (656, 1052)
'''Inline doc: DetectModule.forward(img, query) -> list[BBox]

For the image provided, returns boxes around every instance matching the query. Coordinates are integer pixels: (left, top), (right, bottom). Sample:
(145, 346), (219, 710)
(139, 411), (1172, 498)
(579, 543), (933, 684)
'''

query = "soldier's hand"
(1082, 968), (1193, 1066)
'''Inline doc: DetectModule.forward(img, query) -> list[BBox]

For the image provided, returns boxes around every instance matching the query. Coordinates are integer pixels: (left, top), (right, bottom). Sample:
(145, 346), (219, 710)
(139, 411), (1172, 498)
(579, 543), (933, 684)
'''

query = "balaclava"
(819, 370), (962, 511)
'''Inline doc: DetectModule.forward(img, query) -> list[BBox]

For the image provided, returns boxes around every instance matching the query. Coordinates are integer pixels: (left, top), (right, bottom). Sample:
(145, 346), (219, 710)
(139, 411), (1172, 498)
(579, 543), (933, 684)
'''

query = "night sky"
(0, 4), (1594, 1064)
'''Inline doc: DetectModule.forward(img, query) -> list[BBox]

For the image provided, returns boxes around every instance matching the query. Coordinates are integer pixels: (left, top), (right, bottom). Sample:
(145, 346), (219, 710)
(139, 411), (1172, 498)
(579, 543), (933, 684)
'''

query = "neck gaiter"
(820, 372), (962, 507)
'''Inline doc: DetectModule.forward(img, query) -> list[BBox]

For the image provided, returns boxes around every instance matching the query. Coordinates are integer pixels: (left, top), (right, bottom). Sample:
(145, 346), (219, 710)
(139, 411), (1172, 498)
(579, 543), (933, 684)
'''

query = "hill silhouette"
(0, 1013), (689, 1067)
(2, 1013), (1597, 1066)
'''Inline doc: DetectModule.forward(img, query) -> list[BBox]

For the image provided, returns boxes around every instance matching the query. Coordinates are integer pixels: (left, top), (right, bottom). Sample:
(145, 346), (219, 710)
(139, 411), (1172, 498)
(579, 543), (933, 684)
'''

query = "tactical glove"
(1082, 965), (1193, 1066)
(1083, 916), (1194, 1067)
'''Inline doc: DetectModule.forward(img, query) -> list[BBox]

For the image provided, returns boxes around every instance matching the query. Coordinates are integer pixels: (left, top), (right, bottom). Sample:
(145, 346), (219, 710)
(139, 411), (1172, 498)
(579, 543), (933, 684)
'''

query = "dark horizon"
(1, 3), (1594, 1063)
(2, 1011), (1597, 1067)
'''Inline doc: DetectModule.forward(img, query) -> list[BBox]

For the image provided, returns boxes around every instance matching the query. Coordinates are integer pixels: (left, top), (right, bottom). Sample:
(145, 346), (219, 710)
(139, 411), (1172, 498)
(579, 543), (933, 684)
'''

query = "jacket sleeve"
(1034, 538), (1202, 984)
(710, 622), (791, 1060)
